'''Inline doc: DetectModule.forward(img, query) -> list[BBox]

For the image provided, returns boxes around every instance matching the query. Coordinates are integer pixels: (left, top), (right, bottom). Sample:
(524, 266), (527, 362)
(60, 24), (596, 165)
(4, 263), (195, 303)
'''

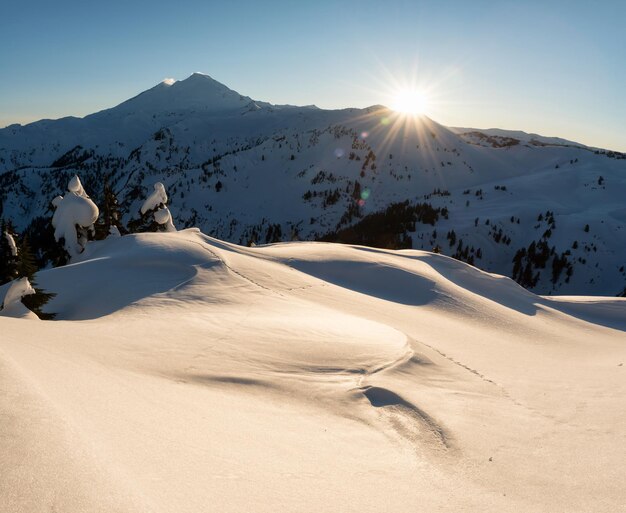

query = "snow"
(2, 276), (35, 307)
(68, 174), (87, 196)
(140, 182), (176, 231)
(51, 176), (99, 257)
(0, 277), (38, 319)
(4, 230), (17, 256)
(140, 182), (168, 214)
(0, 229), (624, 512)
(154, 207), (176, 232)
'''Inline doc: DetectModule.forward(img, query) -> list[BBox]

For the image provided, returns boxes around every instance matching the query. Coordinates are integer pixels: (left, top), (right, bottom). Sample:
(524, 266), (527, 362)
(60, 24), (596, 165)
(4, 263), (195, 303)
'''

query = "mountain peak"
(173, 72), (235, 94)
(188, 72), (214, 79)
(113, 73), (253, 115)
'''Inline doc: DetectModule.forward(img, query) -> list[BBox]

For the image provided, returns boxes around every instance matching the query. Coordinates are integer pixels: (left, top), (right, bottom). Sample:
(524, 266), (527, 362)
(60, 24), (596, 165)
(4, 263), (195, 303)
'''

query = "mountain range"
(1, 72), (625, 295)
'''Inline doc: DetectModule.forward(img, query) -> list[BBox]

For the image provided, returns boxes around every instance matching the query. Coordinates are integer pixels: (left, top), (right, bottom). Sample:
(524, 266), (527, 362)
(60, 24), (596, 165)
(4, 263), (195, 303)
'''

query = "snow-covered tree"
(0, 219), (19, 285)
(128, 182), (177, 233)
(51, 175), (99, 258)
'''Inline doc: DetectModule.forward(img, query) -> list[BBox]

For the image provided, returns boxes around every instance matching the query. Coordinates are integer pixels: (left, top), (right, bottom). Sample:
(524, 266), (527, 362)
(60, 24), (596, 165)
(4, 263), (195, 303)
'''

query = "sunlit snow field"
(1, 229), (625, 512)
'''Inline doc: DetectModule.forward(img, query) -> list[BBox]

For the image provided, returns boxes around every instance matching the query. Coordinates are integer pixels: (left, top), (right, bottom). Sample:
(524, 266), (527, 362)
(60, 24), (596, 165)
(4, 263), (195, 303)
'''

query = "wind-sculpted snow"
(0, 230), (625, 512)
(24, 232), (217, 319)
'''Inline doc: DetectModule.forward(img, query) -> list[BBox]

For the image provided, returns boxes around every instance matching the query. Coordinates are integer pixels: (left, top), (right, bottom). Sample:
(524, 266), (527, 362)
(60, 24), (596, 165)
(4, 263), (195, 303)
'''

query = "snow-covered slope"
(1, 230), (624, 512)
(1, 73), (625, 295)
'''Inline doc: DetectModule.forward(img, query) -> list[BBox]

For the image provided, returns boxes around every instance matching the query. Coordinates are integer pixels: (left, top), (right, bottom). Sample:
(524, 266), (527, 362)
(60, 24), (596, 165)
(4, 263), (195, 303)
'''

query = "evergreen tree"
(23, 214), (69, 268)
(0, 219), (19, 285)
(16, 237), (56, 320)
(127, 210), (159, 233)
(95, 178), (125, 239)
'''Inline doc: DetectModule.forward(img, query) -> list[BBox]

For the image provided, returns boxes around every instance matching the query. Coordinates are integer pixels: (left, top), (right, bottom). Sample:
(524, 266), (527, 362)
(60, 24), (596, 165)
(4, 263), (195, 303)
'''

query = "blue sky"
(1, 0), (624, 150)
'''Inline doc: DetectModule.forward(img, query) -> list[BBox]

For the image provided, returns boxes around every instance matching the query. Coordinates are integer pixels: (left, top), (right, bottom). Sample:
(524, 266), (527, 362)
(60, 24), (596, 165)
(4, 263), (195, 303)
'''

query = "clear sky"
(1, 0), (624, 151)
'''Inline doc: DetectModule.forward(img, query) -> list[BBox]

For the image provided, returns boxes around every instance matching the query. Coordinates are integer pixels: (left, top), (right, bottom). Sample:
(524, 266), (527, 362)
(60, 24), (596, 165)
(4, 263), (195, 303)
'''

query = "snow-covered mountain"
(1, 73), (625, 295)
(1, 229), (625, 512)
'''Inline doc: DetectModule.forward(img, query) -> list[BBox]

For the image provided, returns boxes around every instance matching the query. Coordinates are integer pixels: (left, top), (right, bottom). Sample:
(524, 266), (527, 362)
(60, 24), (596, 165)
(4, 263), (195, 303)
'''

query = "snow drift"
(0, 230), (624, 513)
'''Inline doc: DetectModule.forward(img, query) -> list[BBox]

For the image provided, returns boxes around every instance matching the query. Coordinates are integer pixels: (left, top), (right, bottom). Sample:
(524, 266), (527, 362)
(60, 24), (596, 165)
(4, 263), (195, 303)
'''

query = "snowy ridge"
(449, 126), (586, 148)
(0, 229), (624, 512)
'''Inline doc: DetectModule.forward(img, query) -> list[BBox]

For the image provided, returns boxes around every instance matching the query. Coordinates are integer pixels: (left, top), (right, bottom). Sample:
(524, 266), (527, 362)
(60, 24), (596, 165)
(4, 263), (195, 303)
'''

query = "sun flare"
(391, 89), (429, 115)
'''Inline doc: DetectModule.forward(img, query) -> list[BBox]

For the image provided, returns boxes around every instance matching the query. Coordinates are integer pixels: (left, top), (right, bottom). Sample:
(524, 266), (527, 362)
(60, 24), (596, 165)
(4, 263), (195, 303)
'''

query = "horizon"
(1, 0), (625, 152)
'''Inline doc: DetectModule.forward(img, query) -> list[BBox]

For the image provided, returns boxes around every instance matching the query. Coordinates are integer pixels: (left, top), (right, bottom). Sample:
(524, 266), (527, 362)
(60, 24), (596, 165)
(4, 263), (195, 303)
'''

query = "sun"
(391, 89), (429, 115)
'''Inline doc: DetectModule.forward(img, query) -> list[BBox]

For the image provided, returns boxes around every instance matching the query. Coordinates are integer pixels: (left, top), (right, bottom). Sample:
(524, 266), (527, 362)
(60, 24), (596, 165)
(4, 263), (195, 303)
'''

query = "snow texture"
(51, 176), (99, 258)
(0, 229), (624, 512)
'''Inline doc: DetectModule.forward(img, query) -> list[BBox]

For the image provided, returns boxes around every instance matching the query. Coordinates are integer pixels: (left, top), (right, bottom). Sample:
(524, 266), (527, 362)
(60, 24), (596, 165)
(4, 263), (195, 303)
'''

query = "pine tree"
(16, 237), (56, 320)
(0, 219), (19, 285)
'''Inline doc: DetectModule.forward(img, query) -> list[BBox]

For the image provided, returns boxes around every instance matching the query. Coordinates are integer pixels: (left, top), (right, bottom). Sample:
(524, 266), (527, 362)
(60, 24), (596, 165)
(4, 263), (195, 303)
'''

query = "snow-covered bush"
(51, 175), (99, 258)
